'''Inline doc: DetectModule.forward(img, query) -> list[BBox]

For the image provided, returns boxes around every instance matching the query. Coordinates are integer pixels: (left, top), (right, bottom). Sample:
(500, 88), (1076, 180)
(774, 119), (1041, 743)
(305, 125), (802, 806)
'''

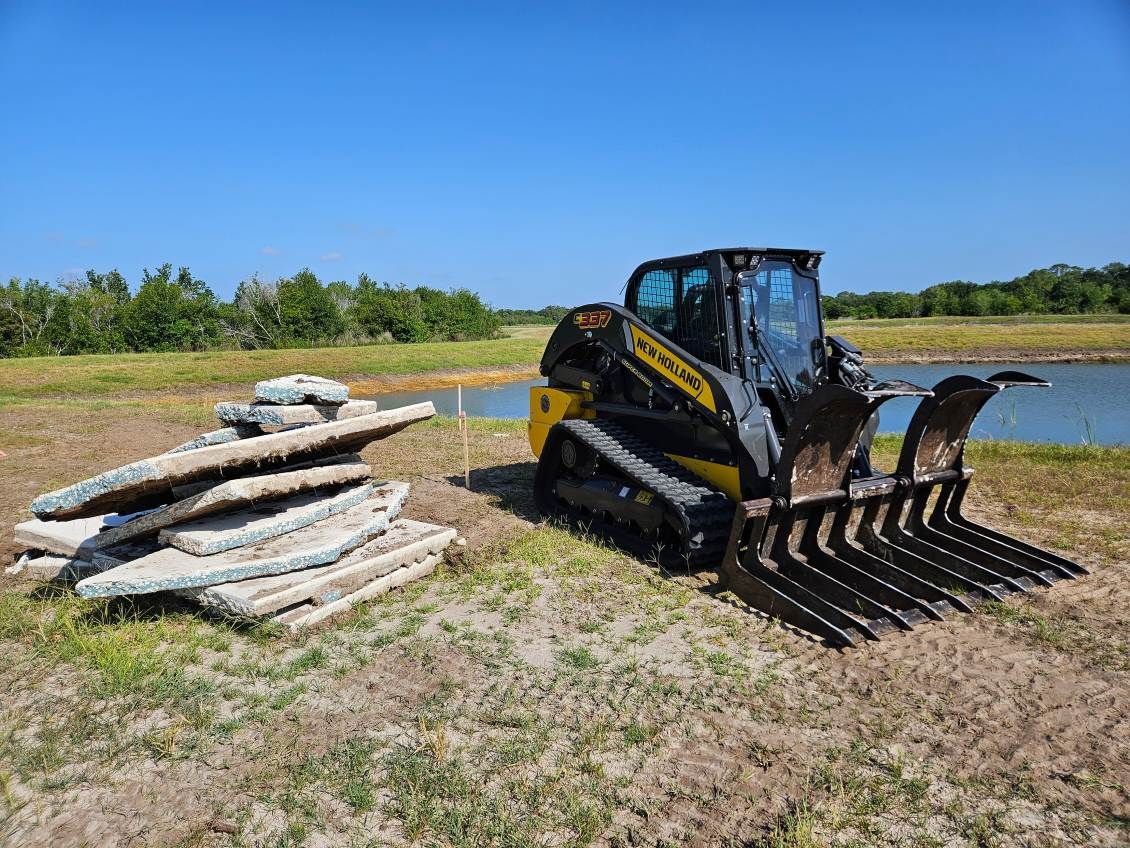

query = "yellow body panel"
(528, 387), (594, 457)
(664, 453), (741, 501)
(628, 325), (717, 413)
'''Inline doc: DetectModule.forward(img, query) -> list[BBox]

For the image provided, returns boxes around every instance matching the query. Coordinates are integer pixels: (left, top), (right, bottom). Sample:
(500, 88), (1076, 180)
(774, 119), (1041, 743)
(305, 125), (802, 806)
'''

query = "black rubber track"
(536, 418), (735, 566)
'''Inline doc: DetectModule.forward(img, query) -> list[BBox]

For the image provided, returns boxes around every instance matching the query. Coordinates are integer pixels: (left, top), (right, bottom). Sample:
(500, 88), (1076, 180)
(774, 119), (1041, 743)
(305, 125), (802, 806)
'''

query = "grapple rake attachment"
(721, 371), (1086, 647)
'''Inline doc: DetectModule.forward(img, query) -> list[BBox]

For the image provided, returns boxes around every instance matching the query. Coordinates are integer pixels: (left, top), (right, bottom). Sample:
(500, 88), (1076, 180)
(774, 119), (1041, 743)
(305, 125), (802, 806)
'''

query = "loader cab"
(624, 248), (828, 404)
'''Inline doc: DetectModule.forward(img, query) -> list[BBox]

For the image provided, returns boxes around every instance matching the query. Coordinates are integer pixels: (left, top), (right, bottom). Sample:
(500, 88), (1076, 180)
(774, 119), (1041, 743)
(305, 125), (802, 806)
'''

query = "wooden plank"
(31, 403), (432, 520)
(95, 459), (372, 548)
(159, 482), (374, 555)
(184, 519), (455, 616)
(75, 482), (409, 597)
(274, 553), (441, 631)
(215, 399), (377, 426)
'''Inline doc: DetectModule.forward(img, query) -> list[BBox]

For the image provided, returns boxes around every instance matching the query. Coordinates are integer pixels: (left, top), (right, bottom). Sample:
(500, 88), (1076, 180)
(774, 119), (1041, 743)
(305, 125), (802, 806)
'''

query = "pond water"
(366, 362), (1129, 446)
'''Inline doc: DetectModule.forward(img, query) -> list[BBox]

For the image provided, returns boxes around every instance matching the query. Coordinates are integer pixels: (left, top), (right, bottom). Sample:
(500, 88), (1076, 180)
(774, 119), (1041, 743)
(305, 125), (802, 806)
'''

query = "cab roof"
(627, 247), (824, 283)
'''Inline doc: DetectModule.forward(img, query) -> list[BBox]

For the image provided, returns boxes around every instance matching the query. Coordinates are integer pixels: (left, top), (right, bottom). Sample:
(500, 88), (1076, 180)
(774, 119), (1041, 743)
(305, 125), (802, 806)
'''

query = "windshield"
(738, 261), (824, 396)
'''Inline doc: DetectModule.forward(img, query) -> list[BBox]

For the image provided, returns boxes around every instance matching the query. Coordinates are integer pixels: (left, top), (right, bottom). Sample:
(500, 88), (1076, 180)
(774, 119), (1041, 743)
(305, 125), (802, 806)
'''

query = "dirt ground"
(0, 401), (1127, 847)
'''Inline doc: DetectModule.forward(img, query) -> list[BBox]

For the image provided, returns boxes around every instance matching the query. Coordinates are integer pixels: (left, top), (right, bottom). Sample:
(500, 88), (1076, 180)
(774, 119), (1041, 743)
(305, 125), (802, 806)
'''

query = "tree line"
(821, 262), (1129, 320)
(0, 266), (501, 357)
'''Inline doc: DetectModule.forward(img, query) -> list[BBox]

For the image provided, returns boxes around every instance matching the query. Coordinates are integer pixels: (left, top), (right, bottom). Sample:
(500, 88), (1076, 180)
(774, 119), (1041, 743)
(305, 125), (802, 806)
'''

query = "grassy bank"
(0, 317), (1127, 401)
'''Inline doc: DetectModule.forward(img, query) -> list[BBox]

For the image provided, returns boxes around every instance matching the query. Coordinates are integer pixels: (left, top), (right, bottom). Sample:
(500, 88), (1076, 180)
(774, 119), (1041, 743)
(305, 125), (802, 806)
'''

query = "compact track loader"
(528, 248), (1086, 646)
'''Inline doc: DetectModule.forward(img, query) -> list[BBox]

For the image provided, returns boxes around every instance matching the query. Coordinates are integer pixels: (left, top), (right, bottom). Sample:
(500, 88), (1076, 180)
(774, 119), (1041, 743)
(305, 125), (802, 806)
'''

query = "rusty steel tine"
(942, 478), (1089, 576)
(799, 505), (941, 624)
(904, 489), (1055, 587)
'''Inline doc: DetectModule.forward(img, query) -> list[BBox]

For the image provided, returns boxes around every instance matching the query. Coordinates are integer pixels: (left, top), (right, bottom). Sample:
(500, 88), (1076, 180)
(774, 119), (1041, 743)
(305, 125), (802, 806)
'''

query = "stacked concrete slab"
(8, 374), (457, 630)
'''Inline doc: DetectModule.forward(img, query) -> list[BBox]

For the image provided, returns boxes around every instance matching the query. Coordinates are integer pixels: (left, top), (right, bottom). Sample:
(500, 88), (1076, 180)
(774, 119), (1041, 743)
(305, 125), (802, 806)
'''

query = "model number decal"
(573, 309), (612, 330)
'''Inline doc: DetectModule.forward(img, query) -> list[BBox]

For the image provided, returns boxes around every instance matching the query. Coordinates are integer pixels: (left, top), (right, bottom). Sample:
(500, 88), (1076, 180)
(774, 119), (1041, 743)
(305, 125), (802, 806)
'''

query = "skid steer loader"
(528, 248), (1086, 646)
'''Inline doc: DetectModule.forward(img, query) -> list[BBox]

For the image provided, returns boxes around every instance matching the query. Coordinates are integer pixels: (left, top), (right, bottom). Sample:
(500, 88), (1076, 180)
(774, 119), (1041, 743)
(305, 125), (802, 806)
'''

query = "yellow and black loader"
(528, 248), (1086, 647)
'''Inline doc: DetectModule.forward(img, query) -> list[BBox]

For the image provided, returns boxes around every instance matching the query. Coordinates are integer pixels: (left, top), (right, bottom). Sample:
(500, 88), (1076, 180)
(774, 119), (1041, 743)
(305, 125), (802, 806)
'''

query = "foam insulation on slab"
(30, 403), (433, 521)
(75, 483), (409, 597)
(215, 399), (377, 426)
(255, 374), (349, 405)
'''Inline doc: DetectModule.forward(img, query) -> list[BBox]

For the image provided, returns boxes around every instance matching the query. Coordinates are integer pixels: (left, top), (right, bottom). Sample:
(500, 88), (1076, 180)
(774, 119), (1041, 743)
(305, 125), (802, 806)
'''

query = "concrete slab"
(75, 482), (409, 597)
(5, 552), (99, 581)
(184, 519), (455, 616)
(13, 510), (152, 557)
(97, 459), (372, 548)
(215, 399), (377, 426)
(255, 374), (349, 405)
(273, 554), (440, 631)
(31, 403), (432, 520)
(167, 424), (262, 454)
(159, 482), (374, 555)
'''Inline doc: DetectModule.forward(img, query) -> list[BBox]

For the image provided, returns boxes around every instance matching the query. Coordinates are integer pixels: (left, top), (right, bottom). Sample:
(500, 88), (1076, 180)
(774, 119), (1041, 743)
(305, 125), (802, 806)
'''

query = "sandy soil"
(0, 402), (1126, 847)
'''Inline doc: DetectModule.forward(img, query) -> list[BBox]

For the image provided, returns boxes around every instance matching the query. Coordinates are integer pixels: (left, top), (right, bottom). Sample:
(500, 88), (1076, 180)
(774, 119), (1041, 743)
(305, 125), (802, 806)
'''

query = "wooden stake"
(458, 384), (470, 488)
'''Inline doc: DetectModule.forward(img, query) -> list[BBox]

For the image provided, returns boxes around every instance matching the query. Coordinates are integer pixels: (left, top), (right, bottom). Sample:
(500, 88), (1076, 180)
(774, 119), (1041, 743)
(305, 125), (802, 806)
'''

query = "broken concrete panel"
(184, 519), (455, 616)
(255, 374), (349, 405)
(13, 510), (152, 557)
(14, 515), (110, 557)
(274, 554), (440, 631)
(97, 459), (372, 548)
(5, 552), (99, 581)
(159, 482), (375, 556)
(215, 399), (377, 427)
(31, 403), (433, 520)
(75, 483), (409, 597)
(166, 424), (263, 454)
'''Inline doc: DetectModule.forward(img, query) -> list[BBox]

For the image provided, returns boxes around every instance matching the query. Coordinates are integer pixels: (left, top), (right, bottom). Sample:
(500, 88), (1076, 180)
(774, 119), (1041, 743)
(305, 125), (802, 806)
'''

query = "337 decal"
(572, 309), (612, 330)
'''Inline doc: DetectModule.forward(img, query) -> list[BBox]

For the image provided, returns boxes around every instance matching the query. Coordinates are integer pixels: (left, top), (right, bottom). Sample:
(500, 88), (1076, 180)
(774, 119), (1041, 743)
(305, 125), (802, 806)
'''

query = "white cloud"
(320, 250), (343, 262)
(259, 245), (281, 256)
(76, 237), (98, 249)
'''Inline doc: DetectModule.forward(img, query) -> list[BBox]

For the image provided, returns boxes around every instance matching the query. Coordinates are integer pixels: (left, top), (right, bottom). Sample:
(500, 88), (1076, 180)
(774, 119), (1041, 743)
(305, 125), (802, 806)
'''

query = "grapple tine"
(768, 511), (906, 633)
(852, 493), (1012, 601)
(799, 505), (944, 625)
(926, 481), (1078, 581)
(722, 500), (860, 647)
(881, 371), (1088, 585)
(903, 488), (1055, 587)
(942, 477), (1088, 576)
(720, 382), (936, 645)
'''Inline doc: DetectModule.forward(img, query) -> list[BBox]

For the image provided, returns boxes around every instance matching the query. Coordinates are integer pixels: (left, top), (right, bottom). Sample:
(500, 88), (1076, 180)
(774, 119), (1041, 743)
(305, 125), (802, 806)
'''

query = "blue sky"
(1, 1), (1128, 307)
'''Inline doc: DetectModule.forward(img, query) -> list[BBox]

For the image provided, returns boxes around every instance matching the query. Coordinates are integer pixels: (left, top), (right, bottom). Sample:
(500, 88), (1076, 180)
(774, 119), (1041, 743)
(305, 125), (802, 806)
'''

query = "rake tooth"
(940, 477), (1088, 577)
(903, 489), (1055, 587)
(825, 497), (970, 615)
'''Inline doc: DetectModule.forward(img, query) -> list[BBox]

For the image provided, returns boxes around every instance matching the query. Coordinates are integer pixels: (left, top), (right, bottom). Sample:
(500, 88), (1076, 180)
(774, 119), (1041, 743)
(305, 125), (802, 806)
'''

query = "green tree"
(123, 264), (221, 351)
(275, 268), (346, 344)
